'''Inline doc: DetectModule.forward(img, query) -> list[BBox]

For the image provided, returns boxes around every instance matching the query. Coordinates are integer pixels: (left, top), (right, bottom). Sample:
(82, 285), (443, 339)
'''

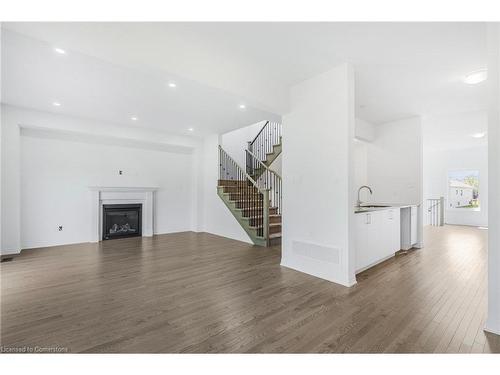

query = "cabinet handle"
(366, 214), (371, 224)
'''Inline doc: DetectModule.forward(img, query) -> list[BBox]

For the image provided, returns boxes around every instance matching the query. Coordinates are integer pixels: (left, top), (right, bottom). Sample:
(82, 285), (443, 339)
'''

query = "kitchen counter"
(354, 203), (414, 213)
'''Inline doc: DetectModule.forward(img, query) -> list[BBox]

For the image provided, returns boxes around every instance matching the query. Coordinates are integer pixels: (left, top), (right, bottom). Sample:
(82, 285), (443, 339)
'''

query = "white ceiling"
(1, 22), (489, 134)
(1, 29), (280, 137)
(423, 111), (488, 152)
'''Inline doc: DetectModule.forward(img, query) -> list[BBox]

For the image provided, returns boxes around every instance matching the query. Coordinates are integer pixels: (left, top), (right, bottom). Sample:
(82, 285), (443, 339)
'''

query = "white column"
(486, 24), (500, 335)
(89, 190), (100, 242)
(1, 106), (21, 255)
(144, 191), (154, 237)
(280, 63), (357, 287)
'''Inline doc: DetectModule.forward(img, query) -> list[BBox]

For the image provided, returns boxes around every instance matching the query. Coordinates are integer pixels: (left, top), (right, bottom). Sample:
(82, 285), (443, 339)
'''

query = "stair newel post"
(246, 143), (251, 176)
(266, 123), (270, 155)
(263, 189), (270, 246)
(241, 171), (244, 214)
(246, 174), (249, 215)
(246, 149), (250, 177)
(439, 196), (445, 226)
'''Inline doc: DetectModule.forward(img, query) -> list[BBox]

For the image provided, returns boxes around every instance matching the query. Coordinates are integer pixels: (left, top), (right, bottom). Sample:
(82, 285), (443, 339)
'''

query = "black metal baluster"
(221, 121), (282, 242)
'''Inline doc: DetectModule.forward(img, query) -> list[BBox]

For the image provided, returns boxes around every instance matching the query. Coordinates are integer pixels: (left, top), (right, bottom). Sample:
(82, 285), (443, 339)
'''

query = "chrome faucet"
(357, 185), (373, 207)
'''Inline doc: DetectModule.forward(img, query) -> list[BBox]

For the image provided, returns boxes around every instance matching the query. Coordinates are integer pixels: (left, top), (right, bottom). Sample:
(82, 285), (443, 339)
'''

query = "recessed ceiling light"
(52, 102), (61, 107)
(239, 104), (246, 110)
(168, 82), (177, 88)
(131, 116), (138, 121)
(188, 128), (194, 132)
(54, 47), (66, 55)
(464, 69), (487, 85)
(471, 132), (486, 138)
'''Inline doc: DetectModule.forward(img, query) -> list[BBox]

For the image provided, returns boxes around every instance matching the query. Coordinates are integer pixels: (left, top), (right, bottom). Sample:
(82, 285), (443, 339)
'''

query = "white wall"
(423, 146), (488, 227)
(0, 106), (2, 253)
(221, 121), (266, 168)
(353, 139), (369, 202)
(1, 105), (200, 254)
(366, 117), (423, 205)
(1, 106), (21, 254)
(486, 23), (500, 336)
(281, 63), (356, 286)
(352, 118), (374, 203)
(364, 116), (424, 247)
(221, 120), (282, 176)
(0, 27), (2, 252)
(353, 117), (425, 248)
(20, 135), (194, 249)
(355, 118), (375, 142)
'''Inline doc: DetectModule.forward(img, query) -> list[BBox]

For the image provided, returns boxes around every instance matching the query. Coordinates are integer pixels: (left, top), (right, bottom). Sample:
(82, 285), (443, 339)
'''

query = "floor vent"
(292, 240), (340, 264)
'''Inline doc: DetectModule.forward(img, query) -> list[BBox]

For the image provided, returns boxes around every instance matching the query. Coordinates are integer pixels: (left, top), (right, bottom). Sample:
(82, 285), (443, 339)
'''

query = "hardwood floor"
(1, 226), (499, 353)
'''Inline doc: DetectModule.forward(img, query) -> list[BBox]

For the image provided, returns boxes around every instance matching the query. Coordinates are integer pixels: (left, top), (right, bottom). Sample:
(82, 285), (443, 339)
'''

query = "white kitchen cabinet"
(410, 206), (418, 245)
(401, 205), (418, 250)
(355, 208), (401, 273)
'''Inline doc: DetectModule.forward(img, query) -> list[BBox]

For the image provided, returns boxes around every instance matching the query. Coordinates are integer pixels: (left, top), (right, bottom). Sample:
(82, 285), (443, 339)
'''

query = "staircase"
(217, 121), (282, 247)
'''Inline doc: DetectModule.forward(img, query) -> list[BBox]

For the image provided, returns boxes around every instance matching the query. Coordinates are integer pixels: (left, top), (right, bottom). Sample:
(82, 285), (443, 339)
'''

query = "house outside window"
(447, 170), (480, 210)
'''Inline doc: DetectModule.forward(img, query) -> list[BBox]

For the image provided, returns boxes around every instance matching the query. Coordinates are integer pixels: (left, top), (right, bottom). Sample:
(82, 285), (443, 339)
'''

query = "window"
(447, 170), (480, 210)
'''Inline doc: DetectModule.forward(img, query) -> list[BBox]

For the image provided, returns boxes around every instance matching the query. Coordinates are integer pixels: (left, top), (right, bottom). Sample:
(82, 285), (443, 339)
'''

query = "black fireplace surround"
(102, 204), (142, 240)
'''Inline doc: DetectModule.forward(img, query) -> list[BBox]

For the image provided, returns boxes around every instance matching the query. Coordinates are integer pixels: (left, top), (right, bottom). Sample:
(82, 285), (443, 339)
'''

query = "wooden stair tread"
(244, 214), (281, 219)
(236, 206), (278, 210)
(250, 223), (281, 229)
(256, 232), (281, 239)
(228, 194), (263, 197)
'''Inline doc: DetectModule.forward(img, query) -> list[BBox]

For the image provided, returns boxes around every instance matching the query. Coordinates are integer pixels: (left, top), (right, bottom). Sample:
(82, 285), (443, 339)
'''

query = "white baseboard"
(280, 260), (357, 288)
(484, 324), (500, 336)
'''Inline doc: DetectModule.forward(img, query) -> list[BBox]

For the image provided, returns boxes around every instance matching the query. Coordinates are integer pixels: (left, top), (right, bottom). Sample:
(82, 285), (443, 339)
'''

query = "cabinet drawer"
(355, 209), (400, 273)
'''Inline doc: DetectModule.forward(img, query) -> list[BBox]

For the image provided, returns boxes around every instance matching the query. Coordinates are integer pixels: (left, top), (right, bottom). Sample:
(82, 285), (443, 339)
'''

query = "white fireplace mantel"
(89, 186), (158, 242)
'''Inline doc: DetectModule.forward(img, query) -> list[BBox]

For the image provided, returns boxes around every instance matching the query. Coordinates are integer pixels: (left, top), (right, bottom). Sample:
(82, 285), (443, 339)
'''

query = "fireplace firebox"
(102, 204), (142, 240)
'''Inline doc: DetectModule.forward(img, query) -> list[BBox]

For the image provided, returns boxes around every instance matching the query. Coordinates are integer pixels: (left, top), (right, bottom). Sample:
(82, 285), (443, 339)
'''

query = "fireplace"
(102, 204), (142, 240)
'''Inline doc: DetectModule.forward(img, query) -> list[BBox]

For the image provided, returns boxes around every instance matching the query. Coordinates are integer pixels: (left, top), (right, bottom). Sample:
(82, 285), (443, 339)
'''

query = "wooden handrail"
(250, 121), (270, 146)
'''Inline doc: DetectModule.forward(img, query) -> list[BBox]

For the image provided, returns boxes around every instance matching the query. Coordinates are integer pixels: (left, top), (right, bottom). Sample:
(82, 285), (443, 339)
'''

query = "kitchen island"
(354, 204), (418, 273)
